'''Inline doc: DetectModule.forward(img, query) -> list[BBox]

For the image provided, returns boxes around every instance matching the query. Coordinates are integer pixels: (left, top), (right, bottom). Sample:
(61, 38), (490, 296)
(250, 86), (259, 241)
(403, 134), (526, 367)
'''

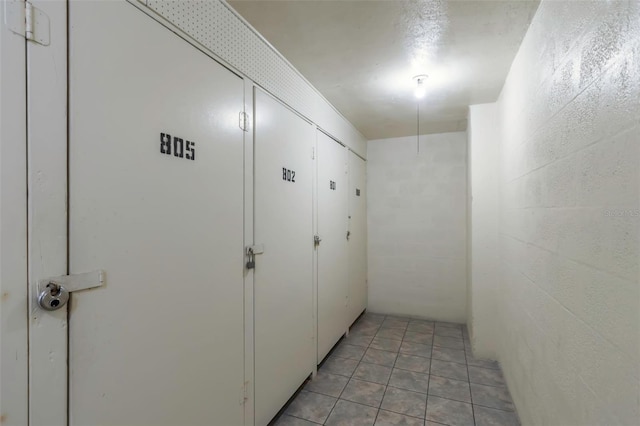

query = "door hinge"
(5, 0), (50, 45)
(312, 147), (315, 160)
(239, 111), (249, 132)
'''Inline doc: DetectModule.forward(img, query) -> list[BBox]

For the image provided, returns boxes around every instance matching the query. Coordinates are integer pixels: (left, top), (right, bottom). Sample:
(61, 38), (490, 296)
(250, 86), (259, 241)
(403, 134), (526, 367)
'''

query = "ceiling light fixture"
(413, 74), (428, 99)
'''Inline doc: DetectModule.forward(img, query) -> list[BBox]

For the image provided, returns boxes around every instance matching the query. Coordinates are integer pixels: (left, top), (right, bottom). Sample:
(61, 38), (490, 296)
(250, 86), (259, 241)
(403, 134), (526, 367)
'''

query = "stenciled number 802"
(282, 168), (296, 183)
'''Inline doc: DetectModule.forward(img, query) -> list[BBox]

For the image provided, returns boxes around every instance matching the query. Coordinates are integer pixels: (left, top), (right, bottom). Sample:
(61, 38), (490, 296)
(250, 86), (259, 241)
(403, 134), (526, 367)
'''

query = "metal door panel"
(317, 132), (349, 361)
(69, 2), (245, 425)
(254, 89), (314, 426)
(348, 153), (367, 324)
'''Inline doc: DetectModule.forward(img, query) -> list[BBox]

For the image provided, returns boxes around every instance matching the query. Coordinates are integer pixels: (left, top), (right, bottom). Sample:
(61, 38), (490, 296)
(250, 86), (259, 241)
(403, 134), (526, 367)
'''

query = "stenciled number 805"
(160, 133), (195, 161)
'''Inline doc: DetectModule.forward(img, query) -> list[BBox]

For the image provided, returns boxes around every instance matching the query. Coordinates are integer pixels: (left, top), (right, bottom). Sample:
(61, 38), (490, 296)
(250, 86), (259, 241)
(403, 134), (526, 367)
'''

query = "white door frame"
(347, 150), (368, 325)
(316, 130), (350, 362)
(243, 79), (255, 426)
(25, 0), (68, 425)
(252, 87), (316, 425)
(0, 1), (29, 424)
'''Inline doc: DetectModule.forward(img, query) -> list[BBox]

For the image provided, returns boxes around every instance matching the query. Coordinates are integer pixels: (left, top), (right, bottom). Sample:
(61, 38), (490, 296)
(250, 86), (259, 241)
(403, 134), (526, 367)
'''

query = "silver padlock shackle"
(38, 281), (70, 311)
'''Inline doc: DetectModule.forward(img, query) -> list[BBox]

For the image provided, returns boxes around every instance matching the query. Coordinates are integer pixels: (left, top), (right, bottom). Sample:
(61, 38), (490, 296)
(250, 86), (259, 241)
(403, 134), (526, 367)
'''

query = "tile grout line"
(316, 316), (370, 425)
(330, 314), (382, 424)
(377, 317), (433, 422)
(370, 314), (395, 426)
(285, 413), (323, 425)
(320, 385), (339, 424)
(327, 316), (488, 424)
(393, 319), (431, 419)
(468, 380), (510, 389)
(425, 324), (435, 422)
(428, 323), (476, 424)
(471, 401), (518, 414)
(463, 327), (477, 426)
(379, 319), (425, 421)
(349, 320), (518, 423)
(306, 381), (487, 410)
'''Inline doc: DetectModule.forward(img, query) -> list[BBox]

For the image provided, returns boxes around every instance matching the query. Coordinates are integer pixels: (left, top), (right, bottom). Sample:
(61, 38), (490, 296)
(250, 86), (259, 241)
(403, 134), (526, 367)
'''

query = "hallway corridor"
(274, 313), (518, 426)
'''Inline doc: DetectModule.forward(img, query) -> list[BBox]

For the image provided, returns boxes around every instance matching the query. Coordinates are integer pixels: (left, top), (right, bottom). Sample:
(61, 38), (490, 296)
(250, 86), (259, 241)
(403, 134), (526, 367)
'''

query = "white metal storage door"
(68, 2), (245, 425)
(254, 89), (315, 426)
(317, 132), (349, 361)
(348, 152), (368, 324)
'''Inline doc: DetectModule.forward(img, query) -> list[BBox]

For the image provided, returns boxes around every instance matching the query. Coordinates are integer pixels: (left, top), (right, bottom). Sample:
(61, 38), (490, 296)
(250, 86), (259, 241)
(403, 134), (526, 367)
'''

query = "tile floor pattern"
(273, 313), (519, 426)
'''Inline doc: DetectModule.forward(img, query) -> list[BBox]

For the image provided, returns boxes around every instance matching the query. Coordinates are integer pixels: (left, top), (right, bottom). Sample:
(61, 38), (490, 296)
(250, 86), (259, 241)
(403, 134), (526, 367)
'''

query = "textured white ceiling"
(229, 0), (539, 140)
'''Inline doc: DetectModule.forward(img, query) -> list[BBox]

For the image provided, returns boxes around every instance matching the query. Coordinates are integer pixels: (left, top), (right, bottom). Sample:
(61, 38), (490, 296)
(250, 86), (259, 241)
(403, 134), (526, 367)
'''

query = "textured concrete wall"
(494, 1), (639, 424)
(467, 103), (500, 360)
(367, 132), (467, 322)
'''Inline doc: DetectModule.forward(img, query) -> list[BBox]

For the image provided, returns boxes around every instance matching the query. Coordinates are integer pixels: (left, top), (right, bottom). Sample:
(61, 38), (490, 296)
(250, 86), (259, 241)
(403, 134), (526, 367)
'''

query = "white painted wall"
(469, 1), (640, 424)
(367, 133), (467, 322)
(467, 103), (499, 359)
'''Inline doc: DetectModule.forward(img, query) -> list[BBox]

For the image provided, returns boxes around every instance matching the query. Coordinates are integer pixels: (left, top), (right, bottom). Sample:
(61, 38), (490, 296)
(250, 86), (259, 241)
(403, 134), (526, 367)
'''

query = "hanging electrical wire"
(417, 100), (420, 155)
(413, 74), (427, 155)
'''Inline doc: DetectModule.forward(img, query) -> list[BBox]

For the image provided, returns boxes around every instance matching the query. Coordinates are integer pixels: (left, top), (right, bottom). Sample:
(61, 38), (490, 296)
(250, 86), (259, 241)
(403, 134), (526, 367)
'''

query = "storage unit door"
(316, 132), (349, 361)
(254, 89), (315, 425)
(68, 2), (245, 425)
(348, 152), (368, 324)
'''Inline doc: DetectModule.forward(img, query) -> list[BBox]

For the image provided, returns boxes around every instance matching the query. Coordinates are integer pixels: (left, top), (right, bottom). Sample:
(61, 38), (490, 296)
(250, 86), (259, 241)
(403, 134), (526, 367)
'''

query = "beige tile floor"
(272, 313), (519, 426)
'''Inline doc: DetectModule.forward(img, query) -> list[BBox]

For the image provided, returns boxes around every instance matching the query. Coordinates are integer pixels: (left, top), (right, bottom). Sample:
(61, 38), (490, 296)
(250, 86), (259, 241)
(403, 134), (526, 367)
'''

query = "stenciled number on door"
(282, 168), (296, 183)
(160, 132), (196, 160)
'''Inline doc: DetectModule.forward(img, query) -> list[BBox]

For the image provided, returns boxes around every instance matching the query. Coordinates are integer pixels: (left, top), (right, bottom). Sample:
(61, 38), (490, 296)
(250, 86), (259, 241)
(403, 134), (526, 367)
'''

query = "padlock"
(38, 282), (69, 311)
(246, 247), (255, 270)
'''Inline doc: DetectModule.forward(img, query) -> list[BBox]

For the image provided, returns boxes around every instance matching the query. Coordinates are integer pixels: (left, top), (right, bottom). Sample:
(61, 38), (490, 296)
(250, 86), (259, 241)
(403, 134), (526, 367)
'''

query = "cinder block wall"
(367, 132), (467, 322)
(494, 1), (639, 424)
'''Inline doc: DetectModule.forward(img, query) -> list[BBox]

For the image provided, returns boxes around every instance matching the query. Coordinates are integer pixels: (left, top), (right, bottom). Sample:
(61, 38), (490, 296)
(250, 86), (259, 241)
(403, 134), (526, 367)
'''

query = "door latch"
(314, 235), (322, 247)
(246, 244), (264, 270)
(246, 248), (255, 269)
(36, 270), (105, 312)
